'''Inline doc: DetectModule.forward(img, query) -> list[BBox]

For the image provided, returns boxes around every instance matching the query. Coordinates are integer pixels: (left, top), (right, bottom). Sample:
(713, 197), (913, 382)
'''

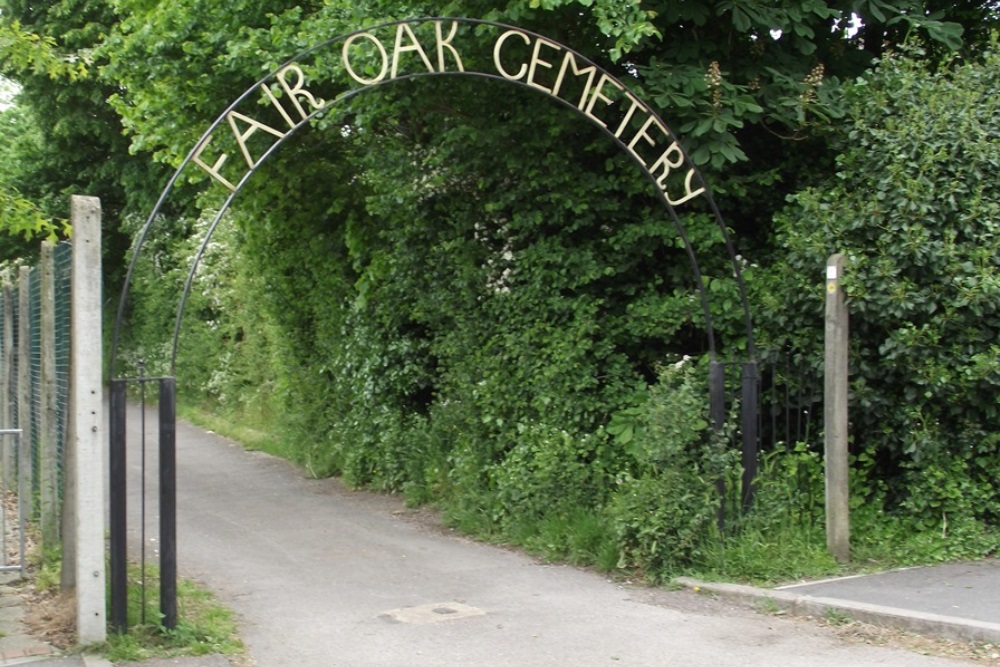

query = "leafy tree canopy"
(0, 0), (169, 281)
(0, 18), (88, 80)
(762, 41), (1000, 524)
(91, 0), (980, 274)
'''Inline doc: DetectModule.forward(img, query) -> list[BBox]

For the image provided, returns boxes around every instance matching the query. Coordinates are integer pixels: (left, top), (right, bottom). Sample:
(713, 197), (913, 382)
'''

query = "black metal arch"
(108, 17), (761, 634)
(109, 17), (756, 380)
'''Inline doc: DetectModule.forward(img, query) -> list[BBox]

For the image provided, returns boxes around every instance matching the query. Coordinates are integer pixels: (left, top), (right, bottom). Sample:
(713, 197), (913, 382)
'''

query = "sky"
(0, 77), (17, 111)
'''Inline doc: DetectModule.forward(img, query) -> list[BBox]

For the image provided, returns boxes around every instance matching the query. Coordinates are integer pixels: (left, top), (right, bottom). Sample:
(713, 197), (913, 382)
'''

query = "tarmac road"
(122, 402), (976, 667)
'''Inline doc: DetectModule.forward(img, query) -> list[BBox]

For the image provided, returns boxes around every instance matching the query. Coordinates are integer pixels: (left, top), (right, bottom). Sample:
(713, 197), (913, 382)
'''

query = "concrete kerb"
(675, 577), (1000, 645)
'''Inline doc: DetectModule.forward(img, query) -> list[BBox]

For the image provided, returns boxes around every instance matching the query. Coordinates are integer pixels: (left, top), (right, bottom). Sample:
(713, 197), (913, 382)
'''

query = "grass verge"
(179, 399), (294, 461)
(102, 562), (244, 663)
(174, 400), (999, 589)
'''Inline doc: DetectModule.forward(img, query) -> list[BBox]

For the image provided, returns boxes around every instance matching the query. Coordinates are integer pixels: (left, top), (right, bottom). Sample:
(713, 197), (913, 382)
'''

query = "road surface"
(123, 402), (968, 666)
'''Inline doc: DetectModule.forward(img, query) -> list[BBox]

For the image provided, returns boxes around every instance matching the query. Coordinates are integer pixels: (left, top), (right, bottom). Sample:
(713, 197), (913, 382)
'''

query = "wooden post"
(39, 242), (60, 553)
(824, 254), (850, 563)
(67, 196), (107, 643)
(17, 267), (32, 520)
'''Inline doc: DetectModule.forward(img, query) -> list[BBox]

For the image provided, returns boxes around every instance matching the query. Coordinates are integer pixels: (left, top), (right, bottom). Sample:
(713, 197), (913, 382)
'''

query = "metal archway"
(108, 17), (759, 632)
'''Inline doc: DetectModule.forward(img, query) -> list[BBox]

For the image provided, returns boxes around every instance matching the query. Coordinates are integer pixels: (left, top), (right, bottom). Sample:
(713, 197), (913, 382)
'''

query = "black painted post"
(709, 361), (727, 530)
(109, 379), (128, 633)
(159, 378), (178, 630)
(740, 361), (759, 513)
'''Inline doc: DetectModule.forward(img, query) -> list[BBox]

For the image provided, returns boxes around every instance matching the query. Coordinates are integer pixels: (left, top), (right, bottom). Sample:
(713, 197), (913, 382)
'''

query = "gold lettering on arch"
(434, 21), (464, 72)
(226, 110), (286, 170)
(391, 23), (435, 79)
(189, 21), (707, 207)
(493, 29), (530, 80)
(276, 65), (324, 121)
(192, 134), (236, 192)
(343, 32), (389, 85)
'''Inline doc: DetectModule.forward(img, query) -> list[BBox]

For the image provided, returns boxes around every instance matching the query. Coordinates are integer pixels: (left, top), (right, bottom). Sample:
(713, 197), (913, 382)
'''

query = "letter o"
(343, 32), (389, 85)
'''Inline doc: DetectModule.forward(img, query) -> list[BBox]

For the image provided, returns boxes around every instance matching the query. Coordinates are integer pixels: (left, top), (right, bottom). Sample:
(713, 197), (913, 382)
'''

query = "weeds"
(102, 562), (244, 663)
(824, 607), (852, 626)
(756, 598), (784, 615)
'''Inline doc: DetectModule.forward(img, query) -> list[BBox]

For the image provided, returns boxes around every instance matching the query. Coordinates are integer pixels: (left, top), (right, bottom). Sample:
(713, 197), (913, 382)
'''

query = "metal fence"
(0, 241), (74, 568)
(1, 429), (26, 576)
(713, 353), (825, 527)
(757, 353), (824, 452)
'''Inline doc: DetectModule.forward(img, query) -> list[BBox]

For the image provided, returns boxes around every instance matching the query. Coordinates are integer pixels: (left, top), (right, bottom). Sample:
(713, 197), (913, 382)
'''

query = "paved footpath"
(5, 403), (994, 666)
(119, 402), (989, 667)
(778, 559), (1000, 625)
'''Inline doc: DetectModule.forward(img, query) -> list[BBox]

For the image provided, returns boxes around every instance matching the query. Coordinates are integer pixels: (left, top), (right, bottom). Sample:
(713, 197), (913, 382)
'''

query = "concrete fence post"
(1, 282), (13, 490)
(66, 196), (107, 643)
(17, 266), (32, 520)
(824, 253), (850, 563)
(40, 242), (60, 553)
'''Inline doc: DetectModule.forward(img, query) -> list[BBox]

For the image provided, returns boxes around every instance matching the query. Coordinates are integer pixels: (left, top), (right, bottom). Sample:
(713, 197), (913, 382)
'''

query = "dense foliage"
(762, 44), (1000, 543)
(0, 83), (68, 254)
(0, 0), (167, 273)
(2, 0), (998, 580)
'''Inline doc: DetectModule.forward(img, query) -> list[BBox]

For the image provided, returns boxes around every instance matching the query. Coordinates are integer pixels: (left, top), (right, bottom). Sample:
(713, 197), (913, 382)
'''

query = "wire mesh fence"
(54, 243), (72, 504)
(30, 263), (41, 510)
(0, 429), (26, 576)
(0, 240), (74, 562)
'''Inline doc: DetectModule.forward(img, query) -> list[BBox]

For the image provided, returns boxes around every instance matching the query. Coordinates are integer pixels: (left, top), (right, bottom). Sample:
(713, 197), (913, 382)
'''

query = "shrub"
(490, 423), (607, 526)
(606, 361), (738, 578)
(762, 44), (1000, 530)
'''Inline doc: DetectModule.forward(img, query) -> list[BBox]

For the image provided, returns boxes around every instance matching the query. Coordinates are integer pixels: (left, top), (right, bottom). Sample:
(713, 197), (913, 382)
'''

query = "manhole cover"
(380, 602), (486, 624)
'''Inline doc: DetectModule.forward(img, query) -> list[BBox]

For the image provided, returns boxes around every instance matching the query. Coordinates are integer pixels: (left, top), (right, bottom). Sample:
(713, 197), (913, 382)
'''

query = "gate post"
(824, 254), (850, 563)
(109, 378), (128, 632)
(740, 361), (759, 513)
(709, 361), (726, 529)
(158, 377), (178, 630)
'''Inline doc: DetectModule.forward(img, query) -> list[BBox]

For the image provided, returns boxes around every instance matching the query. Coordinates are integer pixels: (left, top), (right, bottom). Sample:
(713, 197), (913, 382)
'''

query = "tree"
(0, 112), (66, 256)
(3, 0), (996, 552)
(0, 19), (79, 252)
(0, 19), (86, 80)
(763, 43), (1000, 532)
(0, 0), (168, 282)
(93, 0), (986, 465)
